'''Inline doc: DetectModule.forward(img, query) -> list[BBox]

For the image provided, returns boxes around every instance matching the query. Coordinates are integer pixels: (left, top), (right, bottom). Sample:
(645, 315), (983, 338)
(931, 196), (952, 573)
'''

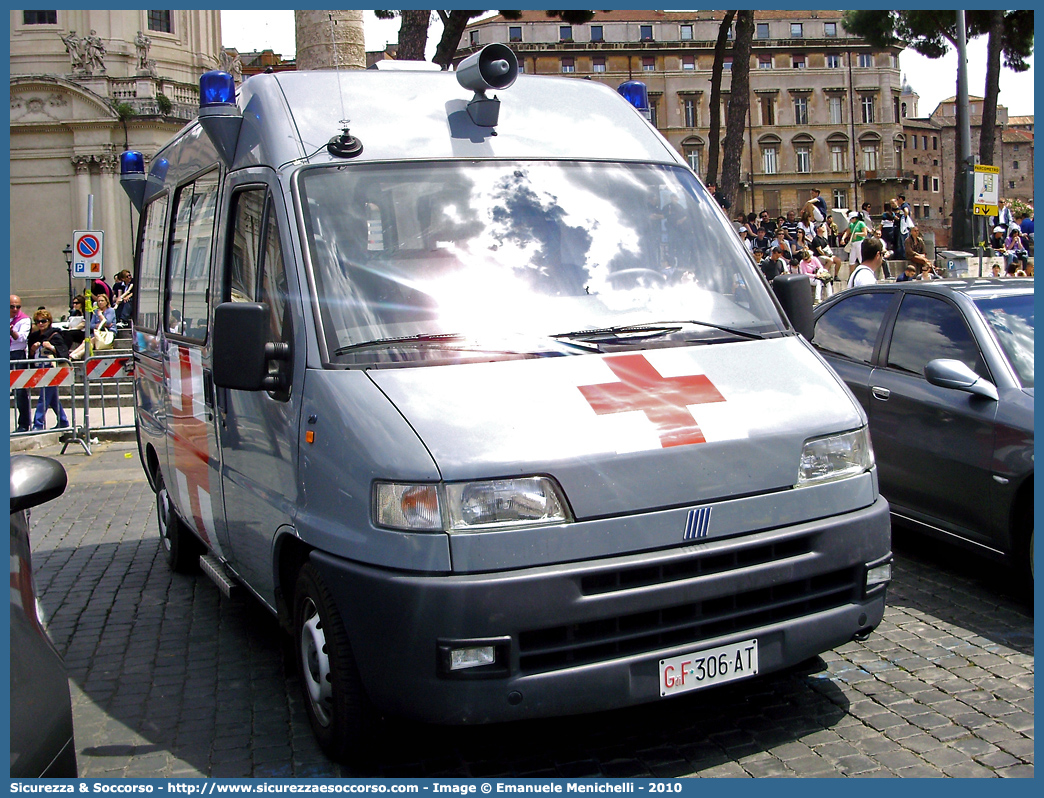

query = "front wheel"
(293, 563), (376, 765)
(155, 473), (202, 573)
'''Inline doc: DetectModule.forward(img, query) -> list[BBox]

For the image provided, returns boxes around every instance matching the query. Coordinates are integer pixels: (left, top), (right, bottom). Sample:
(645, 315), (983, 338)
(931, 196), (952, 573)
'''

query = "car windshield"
(974, 291), (1034, 388)
(298, 161), (784, 365)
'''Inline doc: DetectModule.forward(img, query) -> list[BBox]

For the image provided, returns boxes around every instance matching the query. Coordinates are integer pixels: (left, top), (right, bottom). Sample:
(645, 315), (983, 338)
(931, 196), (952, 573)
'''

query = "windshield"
(974, 292), (1034, 388)
(299, 161), (784, 365)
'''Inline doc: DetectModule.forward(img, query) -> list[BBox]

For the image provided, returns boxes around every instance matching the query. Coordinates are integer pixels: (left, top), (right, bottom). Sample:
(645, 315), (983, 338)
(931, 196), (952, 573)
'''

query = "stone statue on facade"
(135, 30), (152, 71)
(220, 49), (243, 84)
(84, 30), (106, 74)
(60, 30), (88, 74)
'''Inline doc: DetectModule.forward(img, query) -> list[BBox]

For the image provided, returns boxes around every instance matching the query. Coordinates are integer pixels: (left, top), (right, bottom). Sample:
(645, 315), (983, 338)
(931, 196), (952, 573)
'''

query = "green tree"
(705, 10), (736, 188)
(718, 10), (753, 211)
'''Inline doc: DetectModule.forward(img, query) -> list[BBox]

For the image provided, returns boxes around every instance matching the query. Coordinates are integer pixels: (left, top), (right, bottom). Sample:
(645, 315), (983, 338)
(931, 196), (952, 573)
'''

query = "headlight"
(797, 427), (874, 487)
(374, 477), (570, 532)
(446, 477), (569, 531)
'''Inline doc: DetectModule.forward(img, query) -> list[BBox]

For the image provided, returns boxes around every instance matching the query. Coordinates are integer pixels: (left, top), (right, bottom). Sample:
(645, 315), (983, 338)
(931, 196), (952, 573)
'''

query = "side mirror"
(924, 358), (999, 401)
(10, 455), (68, 514)
(212, 302), (290, 392)
(772, 273), (814, 340)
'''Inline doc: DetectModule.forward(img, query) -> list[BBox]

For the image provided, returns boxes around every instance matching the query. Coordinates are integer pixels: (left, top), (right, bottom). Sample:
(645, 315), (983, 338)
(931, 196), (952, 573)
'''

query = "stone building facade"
(458, 10), (911, 220)
(10, 9), (222, 314)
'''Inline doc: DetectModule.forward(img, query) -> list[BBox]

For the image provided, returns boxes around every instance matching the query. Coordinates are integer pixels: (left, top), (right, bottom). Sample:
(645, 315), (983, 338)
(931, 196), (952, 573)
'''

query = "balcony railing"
(858, 169), (915, 181)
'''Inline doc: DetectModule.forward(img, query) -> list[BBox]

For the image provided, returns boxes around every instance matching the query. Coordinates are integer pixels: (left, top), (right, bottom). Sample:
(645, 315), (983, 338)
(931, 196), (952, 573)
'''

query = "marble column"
(295, 10), (365, 70)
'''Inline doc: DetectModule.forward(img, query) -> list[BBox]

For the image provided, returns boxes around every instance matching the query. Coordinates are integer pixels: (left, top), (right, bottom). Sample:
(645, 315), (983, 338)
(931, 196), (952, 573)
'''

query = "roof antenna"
(326, 13), (363, 158)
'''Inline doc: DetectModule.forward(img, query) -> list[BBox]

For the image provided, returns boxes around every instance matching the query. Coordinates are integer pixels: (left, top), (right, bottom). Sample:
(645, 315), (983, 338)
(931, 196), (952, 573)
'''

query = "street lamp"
(63, 244), (73, 316)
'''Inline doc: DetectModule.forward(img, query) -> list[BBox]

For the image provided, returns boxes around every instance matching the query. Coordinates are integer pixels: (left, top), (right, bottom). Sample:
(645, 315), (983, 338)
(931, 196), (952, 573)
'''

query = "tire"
(155, 473), (202, 573)
(293, 562), (376, 765)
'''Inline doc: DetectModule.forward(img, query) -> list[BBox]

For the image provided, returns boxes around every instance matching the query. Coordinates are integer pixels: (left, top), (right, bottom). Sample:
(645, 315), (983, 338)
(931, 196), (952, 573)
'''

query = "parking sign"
(72, 230), (104, 277)
(972, 165), (1000, 217)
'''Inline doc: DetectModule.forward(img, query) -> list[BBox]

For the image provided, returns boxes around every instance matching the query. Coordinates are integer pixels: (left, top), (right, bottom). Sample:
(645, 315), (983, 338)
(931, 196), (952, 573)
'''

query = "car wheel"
(293, 562), (375, 765)
(155, 473), (202, 573)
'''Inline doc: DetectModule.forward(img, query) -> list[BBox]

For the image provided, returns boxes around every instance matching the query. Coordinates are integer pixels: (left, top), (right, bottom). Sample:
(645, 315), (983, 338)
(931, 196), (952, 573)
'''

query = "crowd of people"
(733, 188), (1033, 300)
(9, 270), (134, 432)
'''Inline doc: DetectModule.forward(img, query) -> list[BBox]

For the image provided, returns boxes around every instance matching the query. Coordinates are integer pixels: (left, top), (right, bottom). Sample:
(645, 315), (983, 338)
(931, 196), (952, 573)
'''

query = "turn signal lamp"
(617, 80), (651, 121)
(119, 150), (147, 211)
(197, 70), (243, 167)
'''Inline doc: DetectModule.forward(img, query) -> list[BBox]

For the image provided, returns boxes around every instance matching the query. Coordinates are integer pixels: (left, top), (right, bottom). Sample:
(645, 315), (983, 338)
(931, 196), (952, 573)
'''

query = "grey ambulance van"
(121, 46), (891, 764)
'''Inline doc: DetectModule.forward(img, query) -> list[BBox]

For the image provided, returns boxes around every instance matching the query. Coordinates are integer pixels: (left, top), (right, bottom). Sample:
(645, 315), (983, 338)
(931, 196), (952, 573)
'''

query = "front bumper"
(312, 495), (891, 724)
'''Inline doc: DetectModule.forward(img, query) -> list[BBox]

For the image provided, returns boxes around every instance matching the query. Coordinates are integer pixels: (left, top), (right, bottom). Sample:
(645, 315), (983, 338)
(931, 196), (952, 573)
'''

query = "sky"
(218, 10), (1035, 118)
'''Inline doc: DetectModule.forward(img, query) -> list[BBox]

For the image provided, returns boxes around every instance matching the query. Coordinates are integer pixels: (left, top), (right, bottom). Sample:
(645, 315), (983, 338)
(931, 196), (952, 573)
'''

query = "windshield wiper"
(334, 332), (467, 355)
(552, 320), (766, 345)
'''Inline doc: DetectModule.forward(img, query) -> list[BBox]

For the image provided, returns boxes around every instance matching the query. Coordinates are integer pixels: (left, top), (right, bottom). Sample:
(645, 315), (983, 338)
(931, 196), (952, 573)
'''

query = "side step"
(199, 553), (239, 598)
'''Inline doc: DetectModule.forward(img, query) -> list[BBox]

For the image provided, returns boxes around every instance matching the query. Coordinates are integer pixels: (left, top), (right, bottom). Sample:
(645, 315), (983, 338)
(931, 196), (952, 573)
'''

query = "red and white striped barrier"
(9, 363), (75, 390)
(84, 356), (134, 380)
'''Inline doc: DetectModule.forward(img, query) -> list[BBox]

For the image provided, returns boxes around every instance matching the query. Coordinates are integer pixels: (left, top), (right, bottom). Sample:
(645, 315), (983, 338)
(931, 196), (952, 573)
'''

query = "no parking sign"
(72, 230), (104, 278)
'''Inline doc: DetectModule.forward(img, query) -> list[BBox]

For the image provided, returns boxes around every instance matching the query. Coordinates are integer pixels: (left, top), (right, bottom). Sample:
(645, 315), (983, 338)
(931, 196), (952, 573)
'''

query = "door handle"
(871, 386), (890, 401)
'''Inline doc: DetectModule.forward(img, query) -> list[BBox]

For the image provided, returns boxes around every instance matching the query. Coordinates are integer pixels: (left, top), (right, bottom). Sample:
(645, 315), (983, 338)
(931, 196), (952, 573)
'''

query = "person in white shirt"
(847, 237), (883, 289)
(9, 294), (31, 432)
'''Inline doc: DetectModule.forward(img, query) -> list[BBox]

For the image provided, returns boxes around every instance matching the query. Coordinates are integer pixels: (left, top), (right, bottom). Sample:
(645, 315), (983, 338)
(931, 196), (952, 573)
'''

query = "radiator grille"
(518, 566), (859, 674)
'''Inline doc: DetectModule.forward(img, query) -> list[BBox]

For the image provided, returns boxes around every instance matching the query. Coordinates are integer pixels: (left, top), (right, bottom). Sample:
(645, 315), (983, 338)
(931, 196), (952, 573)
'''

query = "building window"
(685, 147), (703, 175)
(824, 22), (837, 37)
(509, 26), (522, 43)
(758, 54), (772, 69)
(681, 24), (693, 41)
(592, 56), (606, 73)
(23, 10), (57, 24)
(684, 98), (697, 128)
(1008, 180), (1016, 189)
(831, 144), (847, 172)
(642, 56), (655, 72)
(762, 147), (778, 175)
(862, 144), (879, 171)
(891, 55), (900, 69)
(932, 176), (940, 192)
(640, 25), (653, 41)
(796, 146), (812, 174)
(858, 53), (874, 68)
(922, 135), (928, 149)
(826, 54), (841, 68)
(794, 96), (809, 125)
(913, 136), (918, 150)
(791, 23), (803, 38)
(829, 96), (844, 125)
(761, 96), (775, 125)
(1013, 160), (1020, 169)
(517, 61), (524, 74)
(590, 25), (603, 42)
(894, 96), (900, 123)
(147, 10), (172, 34)
(792, 55), (806, 69)
(902, 102), (908, 117)
(913, 205), (921, 219)
(756, 22), (770, 39)
(833, 189), (847, 209)
(470, 30), (480, 46)
(933, 137), (938, 150)
(923, 175), (930, 191)
(860, 95), (875, 124)
(561, 57), (575, 73)
(723, 57), (732, 71)
(682, 55), (695, 71)
(923, 204), (930, 219)
(1012, 143), (1019, 152)
(649, 99), (658, 128)
(560, 25), (572, 41)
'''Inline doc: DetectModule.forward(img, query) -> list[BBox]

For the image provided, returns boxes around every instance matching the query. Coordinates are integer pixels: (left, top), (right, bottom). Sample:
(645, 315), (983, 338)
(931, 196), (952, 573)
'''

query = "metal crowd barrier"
(9, 357), (84, 452)
(10, 353), (135, 456)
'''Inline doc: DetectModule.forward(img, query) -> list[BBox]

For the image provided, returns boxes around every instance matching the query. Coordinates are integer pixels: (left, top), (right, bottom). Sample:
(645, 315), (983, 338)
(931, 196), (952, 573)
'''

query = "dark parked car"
(811, 278), (1033, 581)
(10, 455), (77, 777)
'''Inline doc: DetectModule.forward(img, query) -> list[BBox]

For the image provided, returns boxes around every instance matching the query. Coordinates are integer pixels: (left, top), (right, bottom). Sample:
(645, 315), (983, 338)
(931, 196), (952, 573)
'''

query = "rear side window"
(135, 194), (168, 331)
(167, 172), (219, 341)
(813, 292), (894, 364)
(886, 294), (987, 378)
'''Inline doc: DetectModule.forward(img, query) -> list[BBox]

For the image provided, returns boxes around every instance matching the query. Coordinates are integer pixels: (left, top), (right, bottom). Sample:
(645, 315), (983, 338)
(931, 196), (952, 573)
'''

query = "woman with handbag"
(26, 309), (70, 430)
(90, 293), (117, 351)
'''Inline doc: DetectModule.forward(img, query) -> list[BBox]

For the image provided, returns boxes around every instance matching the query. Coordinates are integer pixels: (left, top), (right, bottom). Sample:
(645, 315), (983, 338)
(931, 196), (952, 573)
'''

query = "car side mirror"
(772, 273), (814, 340)
(212, 302), (290, 392)
(10, 455), (68, 514)
(924, 358), (999, 401)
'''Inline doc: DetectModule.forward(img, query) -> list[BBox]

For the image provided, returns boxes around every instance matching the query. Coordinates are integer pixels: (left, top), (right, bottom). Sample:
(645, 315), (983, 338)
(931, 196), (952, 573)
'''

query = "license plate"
(659, 638), (758, 697)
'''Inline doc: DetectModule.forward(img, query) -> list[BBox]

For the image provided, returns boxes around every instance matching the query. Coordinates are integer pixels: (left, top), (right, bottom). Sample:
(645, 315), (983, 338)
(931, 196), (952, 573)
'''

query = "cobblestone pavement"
(25, 440), (1033, 778)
